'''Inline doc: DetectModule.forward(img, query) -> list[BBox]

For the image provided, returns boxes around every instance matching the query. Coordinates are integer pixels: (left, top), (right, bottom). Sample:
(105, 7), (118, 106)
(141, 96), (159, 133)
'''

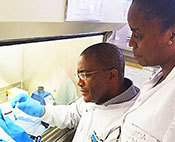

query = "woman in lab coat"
(121, 0), (175, 141)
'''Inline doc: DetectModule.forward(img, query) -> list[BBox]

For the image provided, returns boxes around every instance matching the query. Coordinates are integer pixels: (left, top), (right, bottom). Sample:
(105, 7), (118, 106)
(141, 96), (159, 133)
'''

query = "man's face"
(77, 54), (111, 104)
(128, 2), (172, 67)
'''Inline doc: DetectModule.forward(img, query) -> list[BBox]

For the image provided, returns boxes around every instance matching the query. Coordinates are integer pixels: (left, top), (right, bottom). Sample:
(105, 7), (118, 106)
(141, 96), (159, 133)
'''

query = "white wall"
(102, 0), (131, 23)
(102, 0), (123, 22)
(65, 0), (131, 22)
(0, 0), (66, 22)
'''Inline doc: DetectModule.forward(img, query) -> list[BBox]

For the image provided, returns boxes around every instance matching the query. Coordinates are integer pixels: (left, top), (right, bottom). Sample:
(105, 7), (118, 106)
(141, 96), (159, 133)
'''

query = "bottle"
(31, 86), (55, 105)
(31, 86), (55, 129)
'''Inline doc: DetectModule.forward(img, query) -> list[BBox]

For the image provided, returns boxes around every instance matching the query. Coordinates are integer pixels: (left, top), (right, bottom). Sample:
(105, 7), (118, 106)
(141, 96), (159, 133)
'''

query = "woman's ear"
(168, 27), (175, 41)
(165, 27), (175, 46)
(171, 32), (175, 41)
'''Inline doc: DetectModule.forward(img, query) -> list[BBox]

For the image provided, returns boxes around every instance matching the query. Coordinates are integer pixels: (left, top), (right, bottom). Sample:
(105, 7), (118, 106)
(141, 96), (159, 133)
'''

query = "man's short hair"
(80, 42), (125, 81)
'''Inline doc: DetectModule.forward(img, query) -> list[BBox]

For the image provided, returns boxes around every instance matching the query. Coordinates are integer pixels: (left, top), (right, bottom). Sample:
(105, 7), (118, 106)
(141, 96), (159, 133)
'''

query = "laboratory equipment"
(31, 86), (55, 105)
(31, 86), (54, 128)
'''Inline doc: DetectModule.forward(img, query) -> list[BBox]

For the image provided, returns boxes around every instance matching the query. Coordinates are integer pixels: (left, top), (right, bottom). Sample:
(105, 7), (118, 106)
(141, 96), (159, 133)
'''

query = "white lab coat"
(41, 94), (139, 141)
(121, 67), (175, 142)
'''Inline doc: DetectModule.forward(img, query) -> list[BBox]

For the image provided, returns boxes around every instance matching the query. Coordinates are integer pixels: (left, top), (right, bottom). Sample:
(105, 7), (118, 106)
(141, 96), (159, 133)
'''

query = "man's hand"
(11, 94), (44, 117)
(0, 109), (32, 142)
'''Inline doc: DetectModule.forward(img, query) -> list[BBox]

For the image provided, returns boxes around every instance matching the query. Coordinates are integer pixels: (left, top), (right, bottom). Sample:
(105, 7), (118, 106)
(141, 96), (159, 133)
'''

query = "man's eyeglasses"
(77, 68), (112, 80)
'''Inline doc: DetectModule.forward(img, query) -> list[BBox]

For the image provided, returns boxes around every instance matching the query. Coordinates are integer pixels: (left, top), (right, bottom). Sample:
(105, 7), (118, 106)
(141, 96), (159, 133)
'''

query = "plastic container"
(31, 86), (55, 129)
(31, 86), (55, 105)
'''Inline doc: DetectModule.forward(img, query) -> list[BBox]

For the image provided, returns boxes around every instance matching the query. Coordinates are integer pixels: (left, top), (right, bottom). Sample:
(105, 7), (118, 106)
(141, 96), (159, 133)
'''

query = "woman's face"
(128, 2), (173, 67)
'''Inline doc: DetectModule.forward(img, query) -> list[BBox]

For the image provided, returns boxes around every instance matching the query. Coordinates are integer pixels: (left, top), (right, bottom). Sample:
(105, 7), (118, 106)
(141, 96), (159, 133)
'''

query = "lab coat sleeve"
(163, 114), (175, 142)
(40, 97), (85, 129)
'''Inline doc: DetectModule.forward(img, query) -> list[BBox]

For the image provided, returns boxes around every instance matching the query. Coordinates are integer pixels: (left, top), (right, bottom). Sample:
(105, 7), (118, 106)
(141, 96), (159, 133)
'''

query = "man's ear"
(109, 69), (119, 81)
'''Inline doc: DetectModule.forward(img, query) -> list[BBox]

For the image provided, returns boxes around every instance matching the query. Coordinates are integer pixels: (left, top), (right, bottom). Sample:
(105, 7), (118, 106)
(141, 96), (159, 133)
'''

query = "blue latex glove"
(0, 138), (6, 142)
(0, 109), (33, 142)
(11, 94), (44, 117)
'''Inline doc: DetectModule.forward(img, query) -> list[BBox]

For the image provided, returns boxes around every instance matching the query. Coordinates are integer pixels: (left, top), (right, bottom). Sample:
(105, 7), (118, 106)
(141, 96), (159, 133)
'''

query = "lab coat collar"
(103, 78), (140, 107)
(129, 66), (175, 111)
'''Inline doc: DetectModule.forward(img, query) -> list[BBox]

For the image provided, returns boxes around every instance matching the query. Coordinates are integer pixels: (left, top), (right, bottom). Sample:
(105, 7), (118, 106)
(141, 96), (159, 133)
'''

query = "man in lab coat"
(0, 42), (139, 142)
